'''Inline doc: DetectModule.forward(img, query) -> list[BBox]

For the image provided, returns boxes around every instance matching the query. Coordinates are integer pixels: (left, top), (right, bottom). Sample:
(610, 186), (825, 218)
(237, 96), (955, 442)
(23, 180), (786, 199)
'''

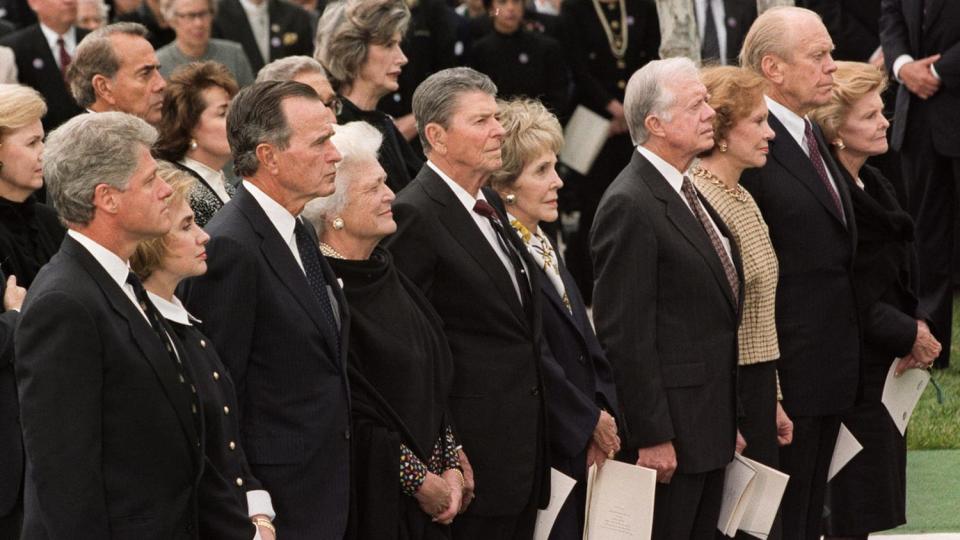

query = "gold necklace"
(319, 242), (347, 259)
(692, 165), (748, 203)
(591, 0), (628, 59)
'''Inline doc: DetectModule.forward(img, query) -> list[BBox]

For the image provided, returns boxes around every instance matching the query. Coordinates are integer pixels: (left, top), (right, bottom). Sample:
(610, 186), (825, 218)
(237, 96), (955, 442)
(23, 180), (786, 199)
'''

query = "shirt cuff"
(246, 490), (276, 520)
(892, 54), (915, 82)
(253, 529), (262, 540)
(931, 63), (941, 80)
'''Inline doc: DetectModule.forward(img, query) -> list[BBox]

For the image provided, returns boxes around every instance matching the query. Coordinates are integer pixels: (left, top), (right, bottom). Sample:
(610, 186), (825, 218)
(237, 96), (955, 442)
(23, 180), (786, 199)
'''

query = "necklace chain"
(692, 165), (748, 203)
(591, 0), (628, 59)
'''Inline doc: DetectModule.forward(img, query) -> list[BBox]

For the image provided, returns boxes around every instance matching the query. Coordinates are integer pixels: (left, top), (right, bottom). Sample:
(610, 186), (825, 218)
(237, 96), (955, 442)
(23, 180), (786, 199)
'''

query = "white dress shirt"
(694, 0), (727, 64)
(239, 0), (270, 64)
(764, 95), (842, 203)
(242, 180), (304, 271)
(38, 23), (77, 70)
(427, 161), (528, 302)
(636, 145), (732, 260)
(181, 157), (232, 203)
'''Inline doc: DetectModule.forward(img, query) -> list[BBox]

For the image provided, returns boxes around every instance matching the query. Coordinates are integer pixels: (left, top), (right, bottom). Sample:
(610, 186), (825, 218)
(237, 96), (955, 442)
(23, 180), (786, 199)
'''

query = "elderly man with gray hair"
(384, 67), (550, 539)
(67, 22), (167, 125)
(738, 7), (859, 540)
(13, 112), (208, 539)
(255, 56), (340, 115)
(590, 57), (742, 539)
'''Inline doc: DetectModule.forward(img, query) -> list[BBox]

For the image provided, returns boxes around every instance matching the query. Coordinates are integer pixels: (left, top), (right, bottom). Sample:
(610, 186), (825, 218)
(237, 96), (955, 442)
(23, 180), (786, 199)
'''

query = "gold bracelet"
(450, 468), (466, 488)
(253, 517), (275, 535)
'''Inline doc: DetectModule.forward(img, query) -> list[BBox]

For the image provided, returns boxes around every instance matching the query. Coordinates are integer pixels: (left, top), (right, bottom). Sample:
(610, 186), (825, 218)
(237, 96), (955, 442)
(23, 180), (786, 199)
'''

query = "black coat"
(591, 150), (741, 473)
(741, 112), (861, 418)
(15, 235), (203, 539)
(881, 0), (960, 155)
(212, 0), (314, 73)
(337, 98), (423, 194)
(180, 185), (352, 540)
(805, 0), (880, 61)
(0, 25), (89, 131)
(721, 0), (757, 65)
(384, 166), (550, 517)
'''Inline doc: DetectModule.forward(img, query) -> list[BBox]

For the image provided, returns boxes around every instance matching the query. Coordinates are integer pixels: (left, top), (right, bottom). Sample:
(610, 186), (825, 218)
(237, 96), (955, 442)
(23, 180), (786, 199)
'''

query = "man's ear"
(92, 183), (121, 216)
(91, 74), (116, 106)
(424, 122), (447, 155)
(256, 143), (280, 176)
(761, 54), (785, 85)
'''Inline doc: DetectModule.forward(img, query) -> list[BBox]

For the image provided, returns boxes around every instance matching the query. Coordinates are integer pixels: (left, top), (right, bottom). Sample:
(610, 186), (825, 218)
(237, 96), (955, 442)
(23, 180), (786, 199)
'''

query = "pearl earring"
(189, 139), (198, 150)
(332, 217), (345, 230)
(505, 193), (517, 204)
(833, 138), (846, 150)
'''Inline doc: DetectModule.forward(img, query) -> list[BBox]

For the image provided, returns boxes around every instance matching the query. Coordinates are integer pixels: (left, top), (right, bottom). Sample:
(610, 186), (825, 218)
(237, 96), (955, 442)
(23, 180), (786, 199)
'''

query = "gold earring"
(505, 193), (516, 204)
(332, 217), (345, 230)
(833, 138), (845, 150)
(718, 141), (728, 153)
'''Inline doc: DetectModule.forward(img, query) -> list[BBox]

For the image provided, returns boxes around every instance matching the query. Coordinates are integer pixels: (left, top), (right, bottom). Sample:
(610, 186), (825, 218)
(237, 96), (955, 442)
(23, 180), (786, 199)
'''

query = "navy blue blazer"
(180, 185), (352, 540)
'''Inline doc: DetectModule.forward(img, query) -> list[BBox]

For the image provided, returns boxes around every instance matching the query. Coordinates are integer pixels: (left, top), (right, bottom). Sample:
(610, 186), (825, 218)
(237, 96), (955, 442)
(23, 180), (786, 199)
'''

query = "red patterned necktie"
(57, 37), (71, 82)
(804, 119), (844, 220)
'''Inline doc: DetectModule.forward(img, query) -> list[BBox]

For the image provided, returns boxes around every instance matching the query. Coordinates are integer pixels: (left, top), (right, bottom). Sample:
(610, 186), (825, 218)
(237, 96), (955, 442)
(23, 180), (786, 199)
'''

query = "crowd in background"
(0, 0), (956, 539)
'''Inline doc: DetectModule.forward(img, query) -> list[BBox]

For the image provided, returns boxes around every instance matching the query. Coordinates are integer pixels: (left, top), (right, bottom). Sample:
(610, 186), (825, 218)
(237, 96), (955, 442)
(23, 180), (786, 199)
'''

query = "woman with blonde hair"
(0, 83), (62, 536)
(811, 61), (938, 539)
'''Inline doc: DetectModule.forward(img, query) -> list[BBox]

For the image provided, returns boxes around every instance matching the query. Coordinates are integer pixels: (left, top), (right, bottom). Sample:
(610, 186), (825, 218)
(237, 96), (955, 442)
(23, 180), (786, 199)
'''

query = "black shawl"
(0, 197), (65, 288)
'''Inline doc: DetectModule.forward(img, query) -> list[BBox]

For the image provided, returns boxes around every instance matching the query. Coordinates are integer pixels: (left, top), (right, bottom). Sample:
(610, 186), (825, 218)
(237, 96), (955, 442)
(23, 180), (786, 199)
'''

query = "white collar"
(180, 157), (229, 200)
(242, 180), (298, 244)
(146, 291), (200, 326)
(427, 160), (490, 211)
(67, 229), (131, 291)
(765, 95), (808, 150)
(636, 144), (687, 194)
(39, 23), (76, 56)
(239, 0), (268, 15)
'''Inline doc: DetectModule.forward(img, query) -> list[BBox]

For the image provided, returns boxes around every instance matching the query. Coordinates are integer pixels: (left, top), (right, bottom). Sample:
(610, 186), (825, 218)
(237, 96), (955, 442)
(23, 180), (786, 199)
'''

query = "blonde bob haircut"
(809, 61), (889, 143)
(699, 66), (768, 157)
(0, 84), (47, 140)
(130, 161), (198, 280)
(488, 98), (563, 192)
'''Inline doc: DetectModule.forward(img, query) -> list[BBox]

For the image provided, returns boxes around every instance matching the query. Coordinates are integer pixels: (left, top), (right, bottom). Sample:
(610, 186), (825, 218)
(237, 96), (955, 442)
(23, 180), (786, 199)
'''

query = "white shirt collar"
(67, 229), (131, 291)
(765, 95), (808, 151)
(181, 157), (231, 202)
(242, 180), (298, 245)
(427, 160), (490, 211)
(39, 23), (77, 64)
(636, 144), (687, 195)
(146, 291), (200, 326)
(238, 0), (268, 14)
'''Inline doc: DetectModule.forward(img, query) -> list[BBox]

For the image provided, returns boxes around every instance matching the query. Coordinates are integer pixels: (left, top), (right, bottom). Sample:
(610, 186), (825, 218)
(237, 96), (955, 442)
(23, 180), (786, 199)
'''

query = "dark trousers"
(0, 499), (22, 539)
(779, 415), (841, 540)
(901, 125), (960, 369)
(451, 496), (539, 540)
(652, 468), (725, 540)
(735, 361), (781, 540)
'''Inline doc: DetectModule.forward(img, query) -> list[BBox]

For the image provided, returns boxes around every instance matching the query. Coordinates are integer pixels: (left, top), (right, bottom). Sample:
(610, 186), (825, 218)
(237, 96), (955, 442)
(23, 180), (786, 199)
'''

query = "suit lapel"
(222, 0), (265, 69)
(767, 114), (846, 226)
(420, 169), (528, 325)
(636, 152), (738, 311)
(234, 187), (342, 364)
(62, 237), (200, 463)
(923, 0), (944, 35)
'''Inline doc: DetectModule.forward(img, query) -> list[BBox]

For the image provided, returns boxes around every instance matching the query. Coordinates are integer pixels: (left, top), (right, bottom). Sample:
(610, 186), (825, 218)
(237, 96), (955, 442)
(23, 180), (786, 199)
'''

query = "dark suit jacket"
(212, 0), (314, 73)
(15, 235), (203, 539)
(741, 112), (860, 418)
(0, 309), (20, 518)
(806, 0), (880, 61)
(180, 185), (352, 540)
(591, 150), (741, 474)
(0, 18), (14, 38)
(384, 166), (550, 517)
(722, 0), (756, 65)
(0, 25), (88, 131)
(880, 0), (960, 155)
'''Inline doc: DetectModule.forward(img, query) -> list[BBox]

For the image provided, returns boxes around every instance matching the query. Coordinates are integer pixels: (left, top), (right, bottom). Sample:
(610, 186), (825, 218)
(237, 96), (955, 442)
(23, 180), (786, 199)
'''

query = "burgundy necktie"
(57, 37), (71, 82)
(680, 176), (740, 301)
(472, 199), (534, 313)
(804, 119), (844, 220)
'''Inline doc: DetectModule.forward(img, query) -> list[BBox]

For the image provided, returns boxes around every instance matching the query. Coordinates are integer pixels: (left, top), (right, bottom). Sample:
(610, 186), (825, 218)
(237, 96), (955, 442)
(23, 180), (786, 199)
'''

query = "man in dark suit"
(695, 0), (757, 65)
(14, 112), (205, 539)
(0, 280), (25, 536)
(180, 80), (351, 540)
(212, 0), (313, 74)
(67, 22), (167, 126)
(881, 0), (960, 369)
(591, 57), (740, 539)
(805, 0), (881, 62)
(0, 0), (88, 131)
(384, 67), (549, 539)
(739, 7), (860, 540)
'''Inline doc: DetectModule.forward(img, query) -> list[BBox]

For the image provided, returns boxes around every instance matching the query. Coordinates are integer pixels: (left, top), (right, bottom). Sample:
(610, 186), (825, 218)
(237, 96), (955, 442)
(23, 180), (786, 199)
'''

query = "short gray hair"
(44, 112), (158, 226)
(740, 6), (821, 74)
(68, 22), (149, 107)
(302, 121), (384, 234)
(256, 56), (328, 83)
(624, 57), (699, 145)
(159, 0), (217, 22)
(314, 0), (410, 92)
(412, 67), (497, 153)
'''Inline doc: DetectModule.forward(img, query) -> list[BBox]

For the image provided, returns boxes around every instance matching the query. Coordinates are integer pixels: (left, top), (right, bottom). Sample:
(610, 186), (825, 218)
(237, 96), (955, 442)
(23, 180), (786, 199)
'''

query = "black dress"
(558, 0), (660, 304)
(468, 27), (569, 115)
(337, 98), (423, 194)
(824, 164), (917, 535)
(326, 248), (455, 540)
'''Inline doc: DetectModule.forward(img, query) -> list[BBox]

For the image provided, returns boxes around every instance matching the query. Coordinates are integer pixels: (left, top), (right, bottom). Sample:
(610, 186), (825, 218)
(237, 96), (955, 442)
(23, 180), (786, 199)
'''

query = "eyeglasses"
(323, 96), (343, 116)
(173, 9), (213, 22)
